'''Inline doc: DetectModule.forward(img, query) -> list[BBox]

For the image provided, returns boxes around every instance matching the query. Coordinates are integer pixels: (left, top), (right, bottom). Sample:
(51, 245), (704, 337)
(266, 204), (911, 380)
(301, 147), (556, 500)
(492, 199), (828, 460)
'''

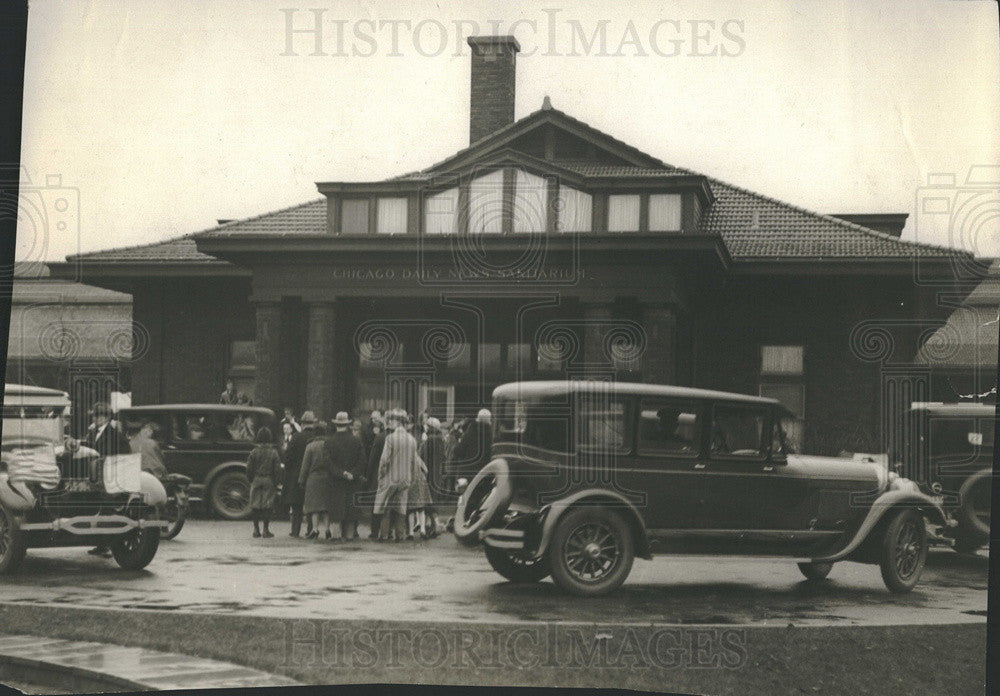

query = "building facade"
(52, 36), (981, 455)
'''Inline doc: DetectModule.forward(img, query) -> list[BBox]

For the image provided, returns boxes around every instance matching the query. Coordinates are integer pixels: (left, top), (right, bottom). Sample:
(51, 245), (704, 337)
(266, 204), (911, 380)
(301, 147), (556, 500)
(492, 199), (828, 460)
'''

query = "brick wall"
(468, 37), (518, 143)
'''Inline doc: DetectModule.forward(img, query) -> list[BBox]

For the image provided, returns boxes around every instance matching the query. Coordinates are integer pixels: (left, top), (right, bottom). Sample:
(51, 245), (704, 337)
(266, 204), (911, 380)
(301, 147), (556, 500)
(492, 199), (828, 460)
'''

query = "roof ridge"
(682, 167), (969, 256)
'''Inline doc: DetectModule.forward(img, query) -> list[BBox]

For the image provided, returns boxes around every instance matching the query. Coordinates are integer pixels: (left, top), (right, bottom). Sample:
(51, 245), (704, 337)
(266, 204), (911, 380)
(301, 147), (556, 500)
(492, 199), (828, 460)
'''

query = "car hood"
(784, 453), (884, 484)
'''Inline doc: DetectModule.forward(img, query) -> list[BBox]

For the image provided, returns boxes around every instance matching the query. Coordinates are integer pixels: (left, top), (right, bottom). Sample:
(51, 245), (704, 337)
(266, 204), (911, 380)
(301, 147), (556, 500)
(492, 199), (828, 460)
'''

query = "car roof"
(909, 402), (997, 417)
(3, 383), (70, 399)
(119, 404), (276, 417)
(492, 380), (782, 407)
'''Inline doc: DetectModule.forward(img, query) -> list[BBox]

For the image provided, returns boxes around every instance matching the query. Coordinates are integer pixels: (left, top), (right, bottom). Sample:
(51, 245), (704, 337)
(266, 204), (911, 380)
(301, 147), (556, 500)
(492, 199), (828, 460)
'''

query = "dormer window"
(376, 197), (408, 235)
(557, 186), (592, 233)
(513, 170), (548, 234)
(468, 170), (504, 234)
(648, 193), (682, 232)
(607, 194), (641, 232)
(425, 187), (459, 235)
(341, 198), (369, 235)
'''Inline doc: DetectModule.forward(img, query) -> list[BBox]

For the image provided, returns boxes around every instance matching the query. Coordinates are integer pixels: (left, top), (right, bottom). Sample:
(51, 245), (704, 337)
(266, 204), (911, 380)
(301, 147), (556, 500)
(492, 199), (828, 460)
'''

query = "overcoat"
(374, 427), (423, 515)
(298, 438), (333, 515)
(247, 444), (281, 511)
(324, 429), (367, 521)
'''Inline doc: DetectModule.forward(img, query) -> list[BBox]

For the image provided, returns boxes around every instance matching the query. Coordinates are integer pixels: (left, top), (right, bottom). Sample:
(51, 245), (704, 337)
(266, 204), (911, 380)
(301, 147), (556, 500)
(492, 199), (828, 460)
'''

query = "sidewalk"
(0, 633), (300, 692)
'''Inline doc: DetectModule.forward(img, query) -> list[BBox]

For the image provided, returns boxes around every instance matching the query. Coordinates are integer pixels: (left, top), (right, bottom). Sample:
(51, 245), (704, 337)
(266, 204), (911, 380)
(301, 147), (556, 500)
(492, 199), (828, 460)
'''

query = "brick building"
(51, 36), (980, 455)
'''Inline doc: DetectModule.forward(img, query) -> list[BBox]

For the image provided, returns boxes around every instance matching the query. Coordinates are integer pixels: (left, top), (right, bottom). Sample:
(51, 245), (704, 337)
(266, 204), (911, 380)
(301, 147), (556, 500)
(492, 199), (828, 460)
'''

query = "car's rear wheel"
(879, 509), (927, 593)
(484, 545), (550, 583)
(0, 507), (27, 575)
(547, 507), (634, 597)
(111, 527), (160, 570)
(956, 471), (991, 540)
(797, 561), (833, 581)
(209, 470), (252, 520)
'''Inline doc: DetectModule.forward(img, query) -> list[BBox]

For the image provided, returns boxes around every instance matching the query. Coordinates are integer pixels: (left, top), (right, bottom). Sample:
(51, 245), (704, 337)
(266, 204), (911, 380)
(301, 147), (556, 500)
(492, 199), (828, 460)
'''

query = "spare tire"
(957, 470), (992, 538)
(453, 459), (512, 546)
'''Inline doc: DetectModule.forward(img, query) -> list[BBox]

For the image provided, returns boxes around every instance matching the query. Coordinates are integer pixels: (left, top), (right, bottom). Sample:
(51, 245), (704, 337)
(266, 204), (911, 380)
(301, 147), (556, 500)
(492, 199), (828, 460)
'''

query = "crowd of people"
(249, 405), (496, 542)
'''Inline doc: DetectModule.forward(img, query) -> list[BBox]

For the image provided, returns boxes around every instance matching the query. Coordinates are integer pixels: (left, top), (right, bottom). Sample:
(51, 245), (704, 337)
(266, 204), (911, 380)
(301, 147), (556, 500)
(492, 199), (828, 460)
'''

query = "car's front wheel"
(209, 470), (252, 520)
(0, 506), (27, 575)
(879, 509), (927, 593)
(547, 507), (634, 597)
(111, 527), (160, 570)
(797, 561), (833, 581)
(484, 545), (550, 583)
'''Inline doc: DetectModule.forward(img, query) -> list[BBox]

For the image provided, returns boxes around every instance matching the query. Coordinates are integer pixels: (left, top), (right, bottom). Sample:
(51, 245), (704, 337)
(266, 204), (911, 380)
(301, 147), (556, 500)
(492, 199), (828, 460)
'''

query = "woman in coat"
(247, 426), (282, 538)
(298, 422), (333, 539)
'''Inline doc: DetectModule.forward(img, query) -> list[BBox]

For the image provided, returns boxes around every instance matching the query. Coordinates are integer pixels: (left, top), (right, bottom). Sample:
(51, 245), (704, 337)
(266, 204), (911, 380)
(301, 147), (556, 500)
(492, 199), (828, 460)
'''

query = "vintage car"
(1, 384), (168, 574)
(895, 401), (994, 553)
(117, 404), (276, 520)
(453, 381), (946, 596)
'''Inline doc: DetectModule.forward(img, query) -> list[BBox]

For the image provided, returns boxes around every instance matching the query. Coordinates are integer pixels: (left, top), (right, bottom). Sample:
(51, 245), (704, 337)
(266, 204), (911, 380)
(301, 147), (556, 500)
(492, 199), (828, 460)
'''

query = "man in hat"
(324, 411), (367, 540)
(449, 407), (493, 490)
(283, 410), (319, 537)
(85, 401), (131, 556)
(374, 409), (424, 541)
(364, 412), (388, 538)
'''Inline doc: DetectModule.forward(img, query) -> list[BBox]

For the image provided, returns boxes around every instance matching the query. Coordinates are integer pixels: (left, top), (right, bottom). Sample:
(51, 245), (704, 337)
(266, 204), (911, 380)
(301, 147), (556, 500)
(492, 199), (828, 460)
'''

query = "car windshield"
(494, 394), (573, 452)
(928, 417), (994, 461)
(2, 404), (67, 445)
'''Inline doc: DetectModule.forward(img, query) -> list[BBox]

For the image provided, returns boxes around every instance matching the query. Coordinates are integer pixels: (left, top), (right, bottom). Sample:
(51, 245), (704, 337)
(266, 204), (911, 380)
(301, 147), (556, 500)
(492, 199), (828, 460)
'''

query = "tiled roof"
(552, 162), (683, 178)
(695, 175), (967, 260)
(11, 278), (131, 303)
(916, 260), (1000, 366)
(67, 234), (223, 264)
(200, 199), (326, 236)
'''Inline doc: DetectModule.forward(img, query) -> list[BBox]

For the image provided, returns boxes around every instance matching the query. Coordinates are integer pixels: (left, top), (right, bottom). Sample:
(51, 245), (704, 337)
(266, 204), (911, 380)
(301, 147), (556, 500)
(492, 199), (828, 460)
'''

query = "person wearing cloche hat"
(282, 410), (319, 538)
(324, 411), (367, 540)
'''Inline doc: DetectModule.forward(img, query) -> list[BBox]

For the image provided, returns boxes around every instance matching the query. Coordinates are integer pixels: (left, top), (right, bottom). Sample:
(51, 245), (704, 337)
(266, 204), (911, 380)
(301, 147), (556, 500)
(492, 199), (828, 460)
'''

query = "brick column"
(253, 301), (283, 411)
(306, 301), (337, 420)
(582, 301), (614, 376)
(642, 303), (677, 385)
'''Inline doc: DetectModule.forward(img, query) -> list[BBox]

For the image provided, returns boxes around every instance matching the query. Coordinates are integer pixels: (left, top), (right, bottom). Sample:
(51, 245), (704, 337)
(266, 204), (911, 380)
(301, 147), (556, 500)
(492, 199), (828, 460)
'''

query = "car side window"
(175, 413), (213, 443)
(637, 400), (700, 456)
(576, 395), (631, 453)
(223, 412), (260, 442)
(710, 405), (767, 459)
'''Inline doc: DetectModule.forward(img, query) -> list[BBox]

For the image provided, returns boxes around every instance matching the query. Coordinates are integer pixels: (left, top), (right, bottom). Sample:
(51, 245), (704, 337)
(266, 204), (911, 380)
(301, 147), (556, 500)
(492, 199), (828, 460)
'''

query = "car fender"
(0, 472), (36, 513)
(811, 488), (946, 563)
(139, 471), (168, 507)
(535, 489), (652, 560)
(956, 468), (992, 537)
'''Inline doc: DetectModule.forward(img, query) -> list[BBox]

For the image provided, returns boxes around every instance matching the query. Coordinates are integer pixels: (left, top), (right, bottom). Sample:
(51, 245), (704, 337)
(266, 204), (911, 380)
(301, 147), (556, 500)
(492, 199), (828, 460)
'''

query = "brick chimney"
(467, 35), (520, 144)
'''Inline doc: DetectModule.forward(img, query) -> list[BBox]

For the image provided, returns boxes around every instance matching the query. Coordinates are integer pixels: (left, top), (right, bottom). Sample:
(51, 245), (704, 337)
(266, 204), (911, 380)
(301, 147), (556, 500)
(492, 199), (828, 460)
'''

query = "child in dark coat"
(247, 426), (282, 538)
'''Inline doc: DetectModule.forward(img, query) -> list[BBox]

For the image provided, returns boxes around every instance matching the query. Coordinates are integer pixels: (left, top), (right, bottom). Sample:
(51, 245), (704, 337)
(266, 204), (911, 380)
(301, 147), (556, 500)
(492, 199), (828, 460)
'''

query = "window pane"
(761, 345), (804, 375)
(648, 193), (682, 232)
(577, 396), (629, 452)
(377, 197), (408, 235)
(710, 405), (766, 458)
(558, 186), (592, 233)
(536, 342), (563, 372)
(513, 170), (547, 233)
(506, 343), (531, 373)
(638, 401), (699, 455)
(425, 187), (459, 235)
(341, 199), (369, 234)
(359, 340), (403, 370)
(446, 343), (470, 369)
(230, 340), (255, 370)
(469, 170), (504, 234)
(760, 382), (805, 418)
(607, 194), (641, 232)
(480, 342), (501, 372)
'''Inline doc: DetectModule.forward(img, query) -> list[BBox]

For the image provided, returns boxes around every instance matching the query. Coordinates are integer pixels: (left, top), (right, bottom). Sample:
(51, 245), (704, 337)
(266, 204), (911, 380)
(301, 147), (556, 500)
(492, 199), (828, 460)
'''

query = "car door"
(698, 402), (774, 530)
(626, 398), (707, 531)
(164, 410), (228, 486)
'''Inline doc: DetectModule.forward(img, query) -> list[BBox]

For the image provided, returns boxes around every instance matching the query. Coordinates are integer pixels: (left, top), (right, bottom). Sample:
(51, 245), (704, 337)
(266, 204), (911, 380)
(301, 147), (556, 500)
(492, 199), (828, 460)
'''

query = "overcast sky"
(16, 0), (1000, 262)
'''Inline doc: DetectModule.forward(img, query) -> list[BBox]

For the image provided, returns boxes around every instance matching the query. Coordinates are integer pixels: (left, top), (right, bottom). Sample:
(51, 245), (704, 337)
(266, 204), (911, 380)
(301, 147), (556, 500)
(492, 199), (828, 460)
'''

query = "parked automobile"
(1, 384), (168, 574)
(453, 381), (946, 596)
(895, 401), (994, 553)
(117, 404), (276, 520)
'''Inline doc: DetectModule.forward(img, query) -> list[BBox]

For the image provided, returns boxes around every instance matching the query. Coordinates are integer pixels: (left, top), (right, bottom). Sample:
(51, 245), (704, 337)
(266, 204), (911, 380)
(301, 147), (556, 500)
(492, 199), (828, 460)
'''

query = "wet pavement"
(0, 520), (988, 627)
(0, 633), (300, 690)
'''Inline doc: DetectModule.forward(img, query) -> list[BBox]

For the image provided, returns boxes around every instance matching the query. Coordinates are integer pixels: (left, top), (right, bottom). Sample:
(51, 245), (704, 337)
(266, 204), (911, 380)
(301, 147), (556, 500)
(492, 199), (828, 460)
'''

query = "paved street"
(0, 520), (988, 627)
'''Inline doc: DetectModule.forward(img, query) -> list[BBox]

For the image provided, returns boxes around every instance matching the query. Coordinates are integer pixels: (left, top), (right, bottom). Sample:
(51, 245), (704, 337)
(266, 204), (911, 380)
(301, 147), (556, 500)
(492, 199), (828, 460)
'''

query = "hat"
(300, 411), (318, 425)
(333, 411), (351, 426)
(426, 417), (442, 431)
(476, 408), (492, 422)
